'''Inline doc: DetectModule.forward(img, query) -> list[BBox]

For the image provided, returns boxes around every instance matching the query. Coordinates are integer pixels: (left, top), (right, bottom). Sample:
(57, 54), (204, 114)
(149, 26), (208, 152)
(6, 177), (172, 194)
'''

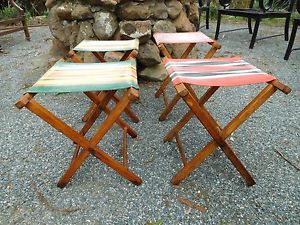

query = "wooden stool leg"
(155, 76), (171, 98)
(85, 92), (138, 138)
(112, 95), (139, 123)
(172, 83), (280, 185)
(159, 93), (181, 121)
(204, 42), (221, 58)
(16, 94), (142, 187)
(164, 86), (219, 142)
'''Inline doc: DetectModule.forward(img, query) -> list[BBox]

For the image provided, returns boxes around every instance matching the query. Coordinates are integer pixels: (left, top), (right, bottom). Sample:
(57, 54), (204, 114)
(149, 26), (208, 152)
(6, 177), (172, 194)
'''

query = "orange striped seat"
(162, 57), (291, 187)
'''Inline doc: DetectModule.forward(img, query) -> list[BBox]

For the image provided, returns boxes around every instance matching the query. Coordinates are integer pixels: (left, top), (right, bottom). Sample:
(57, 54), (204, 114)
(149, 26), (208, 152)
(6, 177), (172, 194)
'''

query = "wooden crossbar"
(65, 47), (140, 124)
(15, 90), (142, 188)
(154, 38), (221, 121)
(166, 80), (290, 186)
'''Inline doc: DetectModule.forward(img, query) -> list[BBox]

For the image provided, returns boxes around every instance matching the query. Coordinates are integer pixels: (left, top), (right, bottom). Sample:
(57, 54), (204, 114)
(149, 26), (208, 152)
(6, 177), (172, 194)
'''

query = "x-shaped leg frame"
(155, 41), (221, 121)
(16, 89), (142, 188)
(66, 49), (139, 124)
(164, 80), (291, 186)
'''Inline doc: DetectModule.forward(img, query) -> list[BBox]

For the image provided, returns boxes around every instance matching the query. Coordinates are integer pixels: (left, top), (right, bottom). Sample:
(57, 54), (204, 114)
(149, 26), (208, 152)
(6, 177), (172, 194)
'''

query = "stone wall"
(45, 0), (199, 80)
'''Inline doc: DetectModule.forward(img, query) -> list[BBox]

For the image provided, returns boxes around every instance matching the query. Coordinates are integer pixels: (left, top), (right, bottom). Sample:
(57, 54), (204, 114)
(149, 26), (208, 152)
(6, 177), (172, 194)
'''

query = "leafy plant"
(0, 5), (18, 20)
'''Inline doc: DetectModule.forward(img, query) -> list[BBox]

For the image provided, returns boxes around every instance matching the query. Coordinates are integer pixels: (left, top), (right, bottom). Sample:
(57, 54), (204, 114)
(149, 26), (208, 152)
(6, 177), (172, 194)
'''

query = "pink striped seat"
(153, 32), (215, 45)
(163, 57), (276, 87)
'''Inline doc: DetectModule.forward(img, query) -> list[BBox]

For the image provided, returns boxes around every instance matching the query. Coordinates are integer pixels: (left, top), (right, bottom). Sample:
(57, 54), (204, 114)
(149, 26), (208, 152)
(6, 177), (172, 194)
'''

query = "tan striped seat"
(16, 59), (142, 188)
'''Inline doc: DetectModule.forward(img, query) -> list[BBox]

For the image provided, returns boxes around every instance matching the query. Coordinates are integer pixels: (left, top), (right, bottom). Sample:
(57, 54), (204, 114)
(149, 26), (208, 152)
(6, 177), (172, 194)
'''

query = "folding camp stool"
(66, 39), (140, 124)
(15, 60), (142, 187)
(163, 57), (291, 186)
(153, 32), (221, 121)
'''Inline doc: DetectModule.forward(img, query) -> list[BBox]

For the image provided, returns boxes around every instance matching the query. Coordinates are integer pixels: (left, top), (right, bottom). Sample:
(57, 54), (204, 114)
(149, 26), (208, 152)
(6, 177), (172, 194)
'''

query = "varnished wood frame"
(66, 48), (139, 123)
(164, 80), (291, 186)
(155, 40), (221, 121)
(15, 89), (142, 188)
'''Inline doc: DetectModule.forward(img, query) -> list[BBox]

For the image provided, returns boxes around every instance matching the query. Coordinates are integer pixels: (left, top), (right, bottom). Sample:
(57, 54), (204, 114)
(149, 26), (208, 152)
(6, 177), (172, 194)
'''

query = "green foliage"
(0, 5), (18, 20)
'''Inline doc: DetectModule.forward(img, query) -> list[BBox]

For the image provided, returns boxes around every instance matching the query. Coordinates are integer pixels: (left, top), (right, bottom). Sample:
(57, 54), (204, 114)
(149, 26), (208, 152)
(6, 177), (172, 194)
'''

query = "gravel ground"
(0, 22), (299, 225)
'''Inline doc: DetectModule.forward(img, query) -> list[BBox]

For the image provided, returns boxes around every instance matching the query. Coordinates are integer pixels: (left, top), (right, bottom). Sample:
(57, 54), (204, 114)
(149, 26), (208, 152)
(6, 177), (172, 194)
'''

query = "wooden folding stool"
(153, 32), (221, 121)
(16, 60), (142, 188)
(163, 57), (291, 186)
(66, 39), (140, 123)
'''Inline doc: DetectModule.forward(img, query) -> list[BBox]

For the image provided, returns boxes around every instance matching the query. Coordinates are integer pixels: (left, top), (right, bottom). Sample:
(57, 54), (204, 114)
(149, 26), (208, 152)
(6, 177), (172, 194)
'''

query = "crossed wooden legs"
(66, 49), (139, 124)
(16, 89), (142, 188)
(164, 81), (291, 186)
(155, 42), (221, 120)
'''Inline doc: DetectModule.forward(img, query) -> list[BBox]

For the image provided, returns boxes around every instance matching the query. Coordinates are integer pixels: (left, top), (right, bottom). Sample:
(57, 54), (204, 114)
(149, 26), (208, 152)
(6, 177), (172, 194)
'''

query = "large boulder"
(152, 20), (176, 33)
(151, 2), (168, 20)
(139, 62), (167, 81)
(93, 11), (118, 39)
(166, 0), (182, 19)
(117, 1), (151, 20)
(76, 20), (95, 44)
(56, 2), (73, 20)
(71, 4), (93, 20)
(137, 40), (161, 67)
(119, 20), (152, 44)
(48, 5), (69, 46)
(45, 0), (57, 9)
(173, 10), (195, 32)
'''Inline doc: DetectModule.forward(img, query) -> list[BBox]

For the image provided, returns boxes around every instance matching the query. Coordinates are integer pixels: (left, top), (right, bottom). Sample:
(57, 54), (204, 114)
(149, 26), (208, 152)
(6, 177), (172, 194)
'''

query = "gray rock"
(71, 4), (93, 20)
(76, 21), (95, 44)
(93, 11), (118, 40)
(152, 20), (176, 33)
(173, 10), (195, 32)
(48, 5), (69, 46)
(139, 61), (167, 81)
(151, 2), (168, 19)
(45, 0), (57, 9)
(166, 0), (182, 19)
(56, 2), (73, 20)
(117, 2), (151, 20)
(137, 40), (161, 67)
(119, 20), (152, 44)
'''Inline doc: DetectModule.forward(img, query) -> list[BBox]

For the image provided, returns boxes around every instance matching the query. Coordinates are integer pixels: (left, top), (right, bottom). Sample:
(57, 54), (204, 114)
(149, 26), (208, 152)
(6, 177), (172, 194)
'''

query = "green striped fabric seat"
(73, 39), (139, 52)
(27, 60), (139, 93)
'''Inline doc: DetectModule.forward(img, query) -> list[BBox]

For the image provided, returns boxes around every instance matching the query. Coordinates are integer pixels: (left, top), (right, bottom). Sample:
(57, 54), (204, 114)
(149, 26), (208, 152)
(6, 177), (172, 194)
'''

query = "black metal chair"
(198, 0), (211, 29)
(215, 0), (296, 49)
(284, 0), (300, 59)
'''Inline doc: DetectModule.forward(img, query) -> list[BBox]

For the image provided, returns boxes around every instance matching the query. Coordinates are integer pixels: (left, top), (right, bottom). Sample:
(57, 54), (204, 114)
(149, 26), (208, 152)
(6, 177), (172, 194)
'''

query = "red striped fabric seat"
(153, 32), (215, 45)
(163, 57), (276, 87)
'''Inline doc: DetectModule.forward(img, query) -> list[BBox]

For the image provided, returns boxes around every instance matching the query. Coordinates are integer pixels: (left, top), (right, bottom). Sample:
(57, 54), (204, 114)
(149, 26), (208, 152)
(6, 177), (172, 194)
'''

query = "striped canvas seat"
(153, 32), (215, 45)
(27, 60), (139, 93)
(73, 39), (139, 52)
(164, 57), (276, 87)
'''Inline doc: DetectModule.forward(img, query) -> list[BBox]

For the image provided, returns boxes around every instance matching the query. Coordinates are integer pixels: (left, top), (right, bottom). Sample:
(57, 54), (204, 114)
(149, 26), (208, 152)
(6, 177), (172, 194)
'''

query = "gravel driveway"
(0, 22), (299, 225)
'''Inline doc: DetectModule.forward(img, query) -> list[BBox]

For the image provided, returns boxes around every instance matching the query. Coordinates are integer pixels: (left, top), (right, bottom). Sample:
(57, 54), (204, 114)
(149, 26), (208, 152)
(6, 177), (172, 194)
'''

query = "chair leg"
(174, 84), (255, 186)
(249, 19), (261, 49)
(159, 93), (181, 121)
(16, 93), (142, 188)
(284, 16), (291, 41)
(248, 18), (252, 34)
(155, 75), (171, 98)
(215, 11), (222, 40)
(206, 6), (210, 29)
(21, 18), (30, 41)
(284, 20), (298, 60)
(171, 83), (282, 185)
(164, 86), (219, 142)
